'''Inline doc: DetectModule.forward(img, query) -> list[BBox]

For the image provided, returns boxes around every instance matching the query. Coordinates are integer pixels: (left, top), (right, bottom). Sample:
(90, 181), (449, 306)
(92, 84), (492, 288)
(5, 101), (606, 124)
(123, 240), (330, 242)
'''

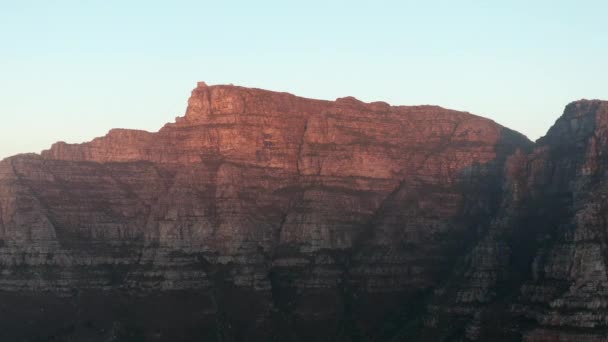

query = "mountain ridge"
(0, 83), (606, 341)
(38, 82), (530, 165)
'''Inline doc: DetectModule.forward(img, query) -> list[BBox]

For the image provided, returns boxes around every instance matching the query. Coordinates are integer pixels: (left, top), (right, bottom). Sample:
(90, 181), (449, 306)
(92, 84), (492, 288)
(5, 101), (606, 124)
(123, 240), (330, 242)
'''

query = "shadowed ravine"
(1, 83), (608, 341)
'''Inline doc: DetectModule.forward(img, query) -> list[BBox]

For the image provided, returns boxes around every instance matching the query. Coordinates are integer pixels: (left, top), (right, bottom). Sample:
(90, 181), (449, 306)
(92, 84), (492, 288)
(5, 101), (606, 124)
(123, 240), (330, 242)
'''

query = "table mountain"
(0, 82), (606, 341)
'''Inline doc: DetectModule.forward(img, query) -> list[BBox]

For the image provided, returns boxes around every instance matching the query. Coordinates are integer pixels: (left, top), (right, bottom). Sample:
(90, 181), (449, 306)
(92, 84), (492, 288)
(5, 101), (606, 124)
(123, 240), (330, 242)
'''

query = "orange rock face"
(0, 83), (543, 340)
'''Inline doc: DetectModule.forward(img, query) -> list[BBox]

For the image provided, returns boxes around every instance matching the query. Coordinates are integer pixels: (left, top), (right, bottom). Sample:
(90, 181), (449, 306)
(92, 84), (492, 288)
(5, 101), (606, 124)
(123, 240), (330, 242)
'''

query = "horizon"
(1, 0), (607, 160)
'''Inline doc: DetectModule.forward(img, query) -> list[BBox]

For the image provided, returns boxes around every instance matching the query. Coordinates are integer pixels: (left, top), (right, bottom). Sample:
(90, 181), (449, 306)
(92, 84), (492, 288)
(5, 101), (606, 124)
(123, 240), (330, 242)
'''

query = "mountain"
(0, 82), (606, 341)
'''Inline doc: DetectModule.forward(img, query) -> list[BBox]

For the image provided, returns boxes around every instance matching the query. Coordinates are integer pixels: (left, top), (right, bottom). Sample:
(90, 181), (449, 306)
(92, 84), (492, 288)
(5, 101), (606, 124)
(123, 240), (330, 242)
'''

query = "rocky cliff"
(0, 82), (606, 341)
(419, 100), (608, 341)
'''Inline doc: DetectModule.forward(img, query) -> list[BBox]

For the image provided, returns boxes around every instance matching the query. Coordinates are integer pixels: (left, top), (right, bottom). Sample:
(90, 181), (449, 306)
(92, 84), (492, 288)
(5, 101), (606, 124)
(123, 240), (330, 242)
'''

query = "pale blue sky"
(1, 0), (606, 160)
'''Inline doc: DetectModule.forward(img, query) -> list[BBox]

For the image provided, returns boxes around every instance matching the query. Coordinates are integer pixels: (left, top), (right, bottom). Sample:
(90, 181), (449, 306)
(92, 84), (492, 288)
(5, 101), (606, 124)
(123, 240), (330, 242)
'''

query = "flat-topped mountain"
(1, 83), (607, 341)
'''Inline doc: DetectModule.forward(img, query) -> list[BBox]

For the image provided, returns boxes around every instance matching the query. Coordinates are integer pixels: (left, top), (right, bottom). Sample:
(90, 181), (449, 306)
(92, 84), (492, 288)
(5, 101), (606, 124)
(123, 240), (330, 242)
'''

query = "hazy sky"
(1, 0), (607, 160)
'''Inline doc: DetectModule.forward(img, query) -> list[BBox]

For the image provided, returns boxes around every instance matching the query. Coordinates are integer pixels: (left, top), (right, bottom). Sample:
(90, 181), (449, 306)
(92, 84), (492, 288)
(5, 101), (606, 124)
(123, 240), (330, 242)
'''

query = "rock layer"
(1, 82), (606, 341)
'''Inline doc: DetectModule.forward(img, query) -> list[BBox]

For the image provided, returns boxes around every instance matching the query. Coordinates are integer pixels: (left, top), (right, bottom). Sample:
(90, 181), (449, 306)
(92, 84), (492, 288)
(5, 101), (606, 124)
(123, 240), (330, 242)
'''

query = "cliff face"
(515, 100), (608, 341)
(0, 82), (605, 341)
(421, 100), (608, 341)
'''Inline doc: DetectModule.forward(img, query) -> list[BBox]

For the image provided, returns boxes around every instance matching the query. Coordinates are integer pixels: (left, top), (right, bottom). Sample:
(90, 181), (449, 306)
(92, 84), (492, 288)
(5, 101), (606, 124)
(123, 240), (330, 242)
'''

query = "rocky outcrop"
(514, 100), (608, 341)
(419, 100), (608, 341)
(2, 82), (607, 341)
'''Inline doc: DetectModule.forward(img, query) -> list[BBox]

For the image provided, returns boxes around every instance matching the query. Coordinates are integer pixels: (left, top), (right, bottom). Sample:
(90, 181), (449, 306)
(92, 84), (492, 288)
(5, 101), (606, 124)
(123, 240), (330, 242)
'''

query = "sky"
(1, 0), (607, 160)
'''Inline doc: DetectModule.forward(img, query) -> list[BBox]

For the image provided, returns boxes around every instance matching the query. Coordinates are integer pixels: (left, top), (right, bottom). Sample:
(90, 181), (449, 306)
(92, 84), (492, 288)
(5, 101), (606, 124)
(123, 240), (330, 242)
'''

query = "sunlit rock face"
(5, 83), (608, 341)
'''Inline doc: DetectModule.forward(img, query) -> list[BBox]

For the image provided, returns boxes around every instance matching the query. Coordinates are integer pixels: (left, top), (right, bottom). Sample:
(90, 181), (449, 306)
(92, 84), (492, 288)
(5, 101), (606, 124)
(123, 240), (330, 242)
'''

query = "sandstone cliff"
(419, 100), (608, 341)
(0, 82), (605, 341)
